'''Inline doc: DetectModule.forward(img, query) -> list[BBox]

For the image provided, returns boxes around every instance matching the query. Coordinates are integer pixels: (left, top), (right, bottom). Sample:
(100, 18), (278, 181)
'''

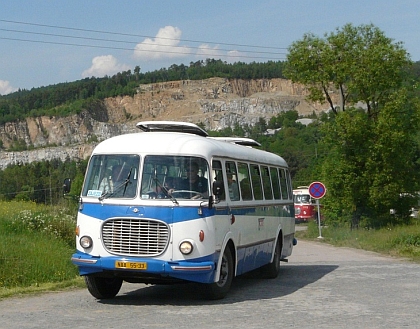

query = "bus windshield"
(294, 194), (311, 204)
(140, 155), (209, 200)
(82, 154), (140, 198)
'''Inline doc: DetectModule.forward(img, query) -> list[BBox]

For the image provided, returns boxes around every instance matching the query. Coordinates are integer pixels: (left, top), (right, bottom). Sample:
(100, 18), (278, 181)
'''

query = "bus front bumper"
(71, 251), (216, 283)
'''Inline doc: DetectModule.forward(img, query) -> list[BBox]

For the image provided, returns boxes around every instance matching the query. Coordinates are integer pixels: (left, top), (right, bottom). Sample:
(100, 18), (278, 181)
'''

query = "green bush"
(0, 201), (78, 290)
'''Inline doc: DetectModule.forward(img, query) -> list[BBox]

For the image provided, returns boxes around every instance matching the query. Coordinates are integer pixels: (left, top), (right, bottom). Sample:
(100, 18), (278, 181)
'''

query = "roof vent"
(209, 137), (261, 147)
(136, 121), (208, 137)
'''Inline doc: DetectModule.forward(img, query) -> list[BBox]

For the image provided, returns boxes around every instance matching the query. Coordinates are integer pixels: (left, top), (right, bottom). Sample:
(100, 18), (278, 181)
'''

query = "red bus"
(293, 186), (317, 222)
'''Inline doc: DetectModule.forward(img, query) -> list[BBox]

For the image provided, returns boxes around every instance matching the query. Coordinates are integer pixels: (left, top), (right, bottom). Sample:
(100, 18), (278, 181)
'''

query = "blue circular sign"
(308, 181), (326, 199)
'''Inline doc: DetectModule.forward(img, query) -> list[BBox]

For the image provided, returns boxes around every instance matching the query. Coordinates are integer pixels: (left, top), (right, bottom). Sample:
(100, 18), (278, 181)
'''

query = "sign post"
(308, 181), (326, 239)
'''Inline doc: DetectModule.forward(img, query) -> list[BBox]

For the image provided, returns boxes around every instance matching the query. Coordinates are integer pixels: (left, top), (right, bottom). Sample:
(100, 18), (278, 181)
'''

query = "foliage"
(319, 93), (420, 228)
(319, 110), (373, 225)
(285, 23), (420, 228)
(366, 90), (420, 225)
(0, 201), (78, 289)
(0, 158), (87, 204)
(285, 23), (411, 116)
(7, 207), (76, 246)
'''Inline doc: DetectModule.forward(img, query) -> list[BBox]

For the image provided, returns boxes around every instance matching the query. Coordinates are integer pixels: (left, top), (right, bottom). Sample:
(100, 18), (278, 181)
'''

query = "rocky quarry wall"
(0, 78), (329, 169)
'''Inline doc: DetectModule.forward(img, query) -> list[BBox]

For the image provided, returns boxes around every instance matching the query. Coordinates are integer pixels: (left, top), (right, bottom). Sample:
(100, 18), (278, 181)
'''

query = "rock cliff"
(0, 78), (327, 168)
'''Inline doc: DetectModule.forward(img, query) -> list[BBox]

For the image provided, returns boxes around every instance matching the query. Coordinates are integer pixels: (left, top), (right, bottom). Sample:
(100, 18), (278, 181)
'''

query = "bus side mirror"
(63, 178), (72, 194)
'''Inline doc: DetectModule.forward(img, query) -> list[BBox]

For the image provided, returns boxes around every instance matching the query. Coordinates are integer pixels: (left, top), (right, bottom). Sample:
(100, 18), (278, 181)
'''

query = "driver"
(180, 162), (208, 195)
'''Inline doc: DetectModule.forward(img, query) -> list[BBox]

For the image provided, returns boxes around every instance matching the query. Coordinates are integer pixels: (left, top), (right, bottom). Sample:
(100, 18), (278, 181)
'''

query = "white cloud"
(196, 44), (224, 59)
(132, 26), (247, 65)
(82, 55), (130, 78)
(195, 46), (244, 63)
(0, 80), (17, 95)
(225, 50), (243, 63)
(133, 26), (191, 60)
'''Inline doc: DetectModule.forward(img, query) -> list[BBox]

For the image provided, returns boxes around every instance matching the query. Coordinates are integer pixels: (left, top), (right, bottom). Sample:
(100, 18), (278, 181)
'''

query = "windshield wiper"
(153, 177), (179, 205)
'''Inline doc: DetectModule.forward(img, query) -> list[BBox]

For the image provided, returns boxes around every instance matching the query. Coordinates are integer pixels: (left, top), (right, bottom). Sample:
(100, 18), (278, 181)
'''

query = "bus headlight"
(80, 236), (93, 249)
(179, 240), (194, 255)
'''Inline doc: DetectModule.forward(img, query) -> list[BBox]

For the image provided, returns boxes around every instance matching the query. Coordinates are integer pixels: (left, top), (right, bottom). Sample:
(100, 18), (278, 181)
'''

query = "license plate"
(115, 261), (147, 270)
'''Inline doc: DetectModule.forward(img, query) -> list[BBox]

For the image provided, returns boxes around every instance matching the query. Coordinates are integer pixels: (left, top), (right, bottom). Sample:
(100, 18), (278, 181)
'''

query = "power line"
(0, 36), (285, 60)
(0, 18), (289, 51)
(0, 27), (288, 57)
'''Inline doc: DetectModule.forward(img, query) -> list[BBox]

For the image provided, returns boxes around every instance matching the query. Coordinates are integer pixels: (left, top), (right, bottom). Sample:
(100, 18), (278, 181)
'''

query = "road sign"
(308, 181), (326, 199)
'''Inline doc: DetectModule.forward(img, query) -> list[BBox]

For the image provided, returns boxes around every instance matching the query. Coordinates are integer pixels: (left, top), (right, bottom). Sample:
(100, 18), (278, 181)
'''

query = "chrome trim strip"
(71, 257), (98, 264)
(170, 265), (213, 271)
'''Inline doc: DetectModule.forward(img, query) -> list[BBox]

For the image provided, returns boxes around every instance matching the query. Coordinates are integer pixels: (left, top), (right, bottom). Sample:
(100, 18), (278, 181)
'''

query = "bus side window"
(212, 160), (225, 200)
(270, 167), (281, 200)
(261, 166), (273, 200)
(225, 161), (240, 201)
(250, 164), (263, 200)
(279, 168), (289, 200)
(286, 169), (293, 199)
(238, 162), (253, 200)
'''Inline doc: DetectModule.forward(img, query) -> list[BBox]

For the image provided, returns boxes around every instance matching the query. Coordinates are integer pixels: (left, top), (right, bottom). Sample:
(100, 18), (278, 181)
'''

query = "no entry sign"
(308, 181), (326, 199)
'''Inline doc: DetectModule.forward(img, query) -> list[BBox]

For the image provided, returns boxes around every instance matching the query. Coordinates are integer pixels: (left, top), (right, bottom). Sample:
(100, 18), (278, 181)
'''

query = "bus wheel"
(204, 247), (234, 300)
(84, 275), (123, 299)
(261, 237), (281, 279)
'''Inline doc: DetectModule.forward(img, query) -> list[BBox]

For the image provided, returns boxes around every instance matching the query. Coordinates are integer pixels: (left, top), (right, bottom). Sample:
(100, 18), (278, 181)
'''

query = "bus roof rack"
(209, 137), (261, 147)
(136, 121), (208, 137)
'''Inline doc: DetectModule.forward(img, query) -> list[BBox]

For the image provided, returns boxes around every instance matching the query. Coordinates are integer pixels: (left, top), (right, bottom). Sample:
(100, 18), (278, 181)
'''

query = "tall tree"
(285, 23), (410, 117)
(365, 90), (420, 225)
(319, 110), (374, 227)
(286, 23), (419, 228)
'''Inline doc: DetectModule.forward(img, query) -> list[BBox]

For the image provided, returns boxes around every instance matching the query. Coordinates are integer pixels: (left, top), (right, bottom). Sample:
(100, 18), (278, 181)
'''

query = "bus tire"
(204, 247), (234, 300)
(84, 275), (123, 299)
(261, 236), (281, 279)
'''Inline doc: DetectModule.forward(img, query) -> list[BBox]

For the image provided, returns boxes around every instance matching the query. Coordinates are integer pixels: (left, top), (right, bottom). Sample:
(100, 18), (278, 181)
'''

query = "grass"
(296, 220), (420, 263)
(0, 201), (84, 298)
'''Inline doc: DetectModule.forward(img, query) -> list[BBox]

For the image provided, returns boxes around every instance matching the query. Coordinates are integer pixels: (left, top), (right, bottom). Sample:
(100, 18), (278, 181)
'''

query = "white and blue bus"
(66, 121), (296, 299)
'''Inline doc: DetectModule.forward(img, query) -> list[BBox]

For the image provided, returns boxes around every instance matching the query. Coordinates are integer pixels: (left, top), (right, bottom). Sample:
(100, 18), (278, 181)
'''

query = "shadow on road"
(99, 264), (337, 306)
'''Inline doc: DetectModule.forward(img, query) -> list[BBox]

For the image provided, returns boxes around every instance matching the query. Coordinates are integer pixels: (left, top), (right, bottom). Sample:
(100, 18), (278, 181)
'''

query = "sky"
(1, 0), (419, 95)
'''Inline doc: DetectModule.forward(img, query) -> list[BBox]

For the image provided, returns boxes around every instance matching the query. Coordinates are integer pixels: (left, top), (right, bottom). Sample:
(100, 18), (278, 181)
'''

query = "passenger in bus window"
(180, 162), (208, 195)
(227, 173), (240, 201)
(99, 164), (120, 193)
(99, 164), (133, 196)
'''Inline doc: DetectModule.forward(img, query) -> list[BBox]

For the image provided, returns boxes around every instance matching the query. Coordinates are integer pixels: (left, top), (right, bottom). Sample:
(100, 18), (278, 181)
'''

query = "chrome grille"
(102, 218), (170, 256)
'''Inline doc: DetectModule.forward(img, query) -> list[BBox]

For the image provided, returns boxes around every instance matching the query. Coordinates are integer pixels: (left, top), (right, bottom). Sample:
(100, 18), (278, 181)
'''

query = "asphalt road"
(1, 240), (419, 328)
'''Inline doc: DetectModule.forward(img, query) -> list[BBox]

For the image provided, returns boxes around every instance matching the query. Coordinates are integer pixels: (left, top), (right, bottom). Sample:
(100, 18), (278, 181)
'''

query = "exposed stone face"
(0, 144), (96, 169)
(0, 78), (329, 168)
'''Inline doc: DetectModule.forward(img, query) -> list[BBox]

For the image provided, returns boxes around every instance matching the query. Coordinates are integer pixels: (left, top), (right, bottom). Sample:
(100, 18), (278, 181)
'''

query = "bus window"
(225, 161), (240, 201)
(83, 154), (139, 198)
(279, 168), (289, 200)
(286, 169), (293, 199)
(212, 160), (225, 200)
(250, 164), (263, 200)
(238, 162), (253, 200)
(261, 166), (273, 200)
(270, 167), (281, 199)
(141, 155), (209, 199)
